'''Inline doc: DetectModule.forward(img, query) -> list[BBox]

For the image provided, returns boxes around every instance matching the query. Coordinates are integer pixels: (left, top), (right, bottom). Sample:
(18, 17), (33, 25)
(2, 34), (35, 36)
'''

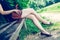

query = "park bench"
(0, 4), (27, 40)
(0, 14), (27, 40)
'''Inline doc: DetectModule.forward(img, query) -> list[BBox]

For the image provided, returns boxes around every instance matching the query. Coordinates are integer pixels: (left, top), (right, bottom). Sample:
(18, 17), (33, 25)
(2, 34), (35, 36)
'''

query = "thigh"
(21, 8), (33, 18)
(26, 14), (36, 20)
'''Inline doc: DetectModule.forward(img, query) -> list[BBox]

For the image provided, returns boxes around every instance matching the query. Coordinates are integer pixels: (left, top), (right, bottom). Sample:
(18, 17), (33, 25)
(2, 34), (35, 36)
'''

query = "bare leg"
(21, 9), (52, 36)
(26, 14), (50, 34)
(30, 8), (51, 24)
(21, 8), (50, 24)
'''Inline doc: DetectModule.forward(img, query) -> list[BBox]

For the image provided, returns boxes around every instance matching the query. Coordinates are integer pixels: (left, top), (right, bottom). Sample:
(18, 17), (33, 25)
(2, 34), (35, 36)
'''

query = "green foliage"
(6, 0), (60, 10)
(28, 0), (46, 10)
(15, 0), (29, 9)
(37, 2), (60, 13)
(28, 0), (54, 10)
(6, 0), (29, 9)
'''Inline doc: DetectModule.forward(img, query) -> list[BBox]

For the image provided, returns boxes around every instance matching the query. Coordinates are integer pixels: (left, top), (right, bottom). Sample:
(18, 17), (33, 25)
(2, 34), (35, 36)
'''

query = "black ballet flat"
(48, 22), (53, 25)
(41, 32), (52, 37)
(42, 22), (53, 25)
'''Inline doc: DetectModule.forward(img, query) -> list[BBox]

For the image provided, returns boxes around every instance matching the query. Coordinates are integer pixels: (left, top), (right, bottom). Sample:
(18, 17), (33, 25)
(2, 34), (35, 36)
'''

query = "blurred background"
(0, 0), (60, 40)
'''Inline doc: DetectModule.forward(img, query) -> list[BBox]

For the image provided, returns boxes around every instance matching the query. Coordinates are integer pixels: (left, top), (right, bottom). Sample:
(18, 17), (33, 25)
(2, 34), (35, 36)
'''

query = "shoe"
(42, 22), (53, 25)
(41, 32), (52, 37)
(48, 22), (53, 25)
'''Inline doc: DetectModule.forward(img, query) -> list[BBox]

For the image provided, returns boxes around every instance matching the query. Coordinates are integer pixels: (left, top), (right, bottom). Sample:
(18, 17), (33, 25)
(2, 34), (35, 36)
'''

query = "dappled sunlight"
(40, 13), (60, 23)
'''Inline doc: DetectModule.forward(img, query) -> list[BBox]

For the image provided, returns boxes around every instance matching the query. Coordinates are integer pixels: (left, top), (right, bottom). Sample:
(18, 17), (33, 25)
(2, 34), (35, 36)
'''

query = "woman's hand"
(13, 9), (21, 14)
(0, 4), (21, 15)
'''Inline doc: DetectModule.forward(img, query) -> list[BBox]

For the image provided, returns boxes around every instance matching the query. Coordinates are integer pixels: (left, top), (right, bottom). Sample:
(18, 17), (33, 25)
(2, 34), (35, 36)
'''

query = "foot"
(42, 22), (53, 25)
(41, 32), (52, 37)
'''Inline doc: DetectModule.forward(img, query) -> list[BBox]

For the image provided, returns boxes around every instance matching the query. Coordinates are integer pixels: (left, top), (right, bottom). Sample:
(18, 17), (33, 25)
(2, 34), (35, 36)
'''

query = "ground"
(25, 30), (60, 40)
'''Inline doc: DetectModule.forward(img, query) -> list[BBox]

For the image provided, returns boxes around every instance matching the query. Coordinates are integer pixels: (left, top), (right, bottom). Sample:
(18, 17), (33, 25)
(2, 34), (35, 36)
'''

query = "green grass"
(19, 2), (60, 40)
(37, 2), (60, 13)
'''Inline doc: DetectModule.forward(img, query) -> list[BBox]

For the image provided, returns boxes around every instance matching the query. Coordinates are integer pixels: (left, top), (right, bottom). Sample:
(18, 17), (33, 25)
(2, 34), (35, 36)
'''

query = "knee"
(29, 8), (34, 10)
(30, 15), (35, 17)
(27, 15), (36, 19)
(28, 8), (34, 12)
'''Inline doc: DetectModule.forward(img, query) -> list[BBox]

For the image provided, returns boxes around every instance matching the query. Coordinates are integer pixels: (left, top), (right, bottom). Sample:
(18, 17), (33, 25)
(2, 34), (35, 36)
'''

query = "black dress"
(0, 0), (16, 22)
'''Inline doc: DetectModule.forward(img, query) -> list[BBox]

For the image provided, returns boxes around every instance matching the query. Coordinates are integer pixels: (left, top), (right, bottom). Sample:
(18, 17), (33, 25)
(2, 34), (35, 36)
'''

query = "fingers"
(13, 10), (19, 14)
(16, 10), (22, 14)
(13, 9), (21, 14)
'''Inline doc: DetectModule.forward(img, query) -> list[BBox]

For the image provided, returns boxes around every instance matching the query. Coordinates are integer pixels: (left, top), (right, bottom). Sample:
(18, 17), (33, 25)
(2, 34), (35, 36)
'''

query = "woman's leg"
(21, 8), (51, 24)
(24, 14), (50, 34)
(21, 9), (52, 37)
(29, 8), (51, 24)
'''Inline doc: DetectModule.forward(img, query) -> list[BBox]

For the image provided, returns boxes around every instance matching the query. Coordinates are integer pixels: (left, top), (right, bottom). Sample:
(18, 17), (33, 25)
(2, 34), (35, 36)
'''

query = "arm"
(0, 4), (19, 15)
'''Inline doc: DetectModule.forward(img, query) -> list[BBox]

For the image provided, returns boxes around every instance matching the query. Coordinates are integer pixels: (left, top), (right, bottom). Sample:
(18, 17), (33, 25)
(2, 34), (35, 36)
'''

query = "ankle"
(41, 31), (50, 34)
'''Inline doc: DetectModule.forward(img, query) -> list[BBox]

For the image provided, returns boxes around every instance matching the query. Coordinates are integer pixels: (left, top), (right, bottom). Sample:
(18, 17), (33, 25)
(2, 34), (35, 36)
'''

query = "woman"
(0, 0), (52, 38)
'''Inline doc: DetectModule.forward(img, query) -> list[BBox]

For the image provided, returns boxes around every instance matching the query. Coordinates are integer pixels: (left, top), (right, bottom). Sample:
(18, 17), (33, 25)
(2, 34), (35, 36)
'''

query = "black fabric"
(0, 0), (15, 10)
(0, 0), (17, 22)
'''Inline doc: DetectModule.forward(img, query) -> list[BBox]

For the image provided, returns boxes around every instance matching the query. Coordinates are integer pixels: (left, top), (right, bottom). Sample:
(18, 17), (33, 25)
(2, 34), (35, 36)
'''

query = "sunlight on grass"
(50, 23), (60, 30)
(37, 2), (60, 13)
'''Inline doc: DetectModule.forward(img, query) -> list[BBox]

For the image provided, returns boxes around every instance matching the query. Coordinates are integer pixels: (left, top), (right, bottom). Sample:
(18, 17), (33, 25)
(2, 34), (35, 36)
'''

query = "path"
(40, 12), (60, 23)
(25, 28), (60, 40)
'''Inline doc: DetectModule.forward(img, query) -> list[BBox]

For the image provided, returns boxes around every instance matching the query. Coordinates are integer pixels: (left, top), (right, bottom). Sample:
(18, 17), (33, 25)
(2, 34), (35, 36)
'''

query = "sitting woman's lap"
(21, 8), (34, 18)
